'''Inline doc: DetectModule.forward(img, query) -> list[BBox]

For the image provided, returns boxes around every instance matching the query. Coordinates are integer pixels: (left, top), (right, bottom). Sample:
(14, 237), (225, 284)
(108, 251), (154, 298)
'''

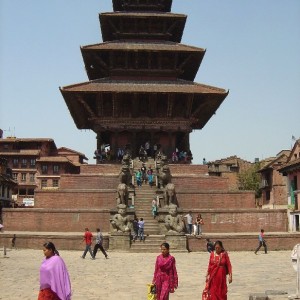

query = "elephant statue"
(163, 183), (176, 207)
(116, 183), (129, 206)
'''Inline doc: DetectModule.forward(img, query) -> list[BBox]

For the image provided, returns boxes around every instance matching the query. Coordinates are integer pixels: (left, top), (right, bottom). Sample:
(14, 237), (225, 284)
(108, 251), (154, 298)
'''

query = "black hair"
(214, 240), (225, 251)
(43, 241), (60, 256)
(161, 242), (170, 250)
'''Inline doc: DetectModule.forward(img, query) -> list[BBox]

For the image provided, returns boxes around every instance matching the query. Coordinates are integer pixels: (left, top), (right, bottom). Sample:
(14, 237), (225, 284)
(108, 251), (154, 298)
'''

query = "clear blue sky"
(1, 0), (299, 164)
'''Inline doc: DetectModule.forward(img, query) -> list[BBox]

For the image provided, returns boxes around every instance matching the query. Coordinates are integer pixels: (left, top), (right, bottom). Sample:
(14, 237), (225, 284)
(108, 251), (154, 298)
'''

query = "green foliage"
(238, 162), (262, 198)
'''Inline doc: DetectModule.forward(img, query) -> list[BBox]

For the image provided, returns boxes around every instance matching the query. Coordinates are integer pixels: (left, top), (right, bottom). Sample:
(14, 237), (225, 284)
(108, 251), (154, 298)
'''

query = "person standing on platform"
(81, 228), (95, 259)
(196, 213), (204, 235)
(93, 228), (108, 259)
(254, 229), (268, 254)
(184, 211), (193, 235)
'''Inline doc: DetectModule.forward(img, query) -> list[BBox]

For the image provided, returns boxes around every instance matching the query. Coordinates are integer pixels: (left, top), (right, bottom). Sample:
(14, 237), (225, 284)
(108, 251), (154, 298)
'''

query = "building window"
(28, 189), (34, 195)
(13, 158), (19, 168)
(21, 158), (27, 168)
(19, 189), (26, 196)
(30, 159), (36, 167)
(41, 165), (48, 174)
(53, 179), (59, 187)
(53, 165), (59, 174)
(12, 173), (18, 181)
(29, 173), (35, 182)
(21, 173), (26, 182)
(41, 180), (47, 188)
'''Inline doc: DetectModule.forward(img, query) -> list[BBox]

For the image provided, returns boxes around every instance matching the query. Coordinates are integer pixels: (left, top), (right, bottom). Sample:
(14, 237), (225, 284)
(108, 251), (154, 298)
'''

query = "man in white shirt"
(184, 211), (193, 235)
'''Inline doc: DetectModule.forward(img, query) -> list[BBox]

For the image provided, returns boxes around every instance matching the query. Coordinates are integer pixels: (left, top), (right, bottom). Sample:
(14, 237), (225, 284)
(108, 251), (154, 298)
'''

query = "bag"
(147, 283), (157, 300)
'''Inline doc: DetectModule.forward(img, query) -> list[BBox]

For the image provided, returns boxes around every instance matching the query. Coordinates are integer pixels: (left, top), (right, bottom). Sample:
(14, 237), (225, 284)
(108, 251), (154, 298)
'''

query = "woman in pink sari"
(202, 240), (232, 300)
(153, 242), (178, 300)
(38, 242), (71, 300)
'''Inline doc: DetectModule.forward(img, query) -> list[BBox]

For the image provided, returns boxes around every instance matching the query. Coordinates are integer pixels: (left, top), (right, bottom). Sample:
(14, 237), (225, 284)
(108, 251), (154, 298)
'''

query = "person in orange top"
(81, 228), (95, 259)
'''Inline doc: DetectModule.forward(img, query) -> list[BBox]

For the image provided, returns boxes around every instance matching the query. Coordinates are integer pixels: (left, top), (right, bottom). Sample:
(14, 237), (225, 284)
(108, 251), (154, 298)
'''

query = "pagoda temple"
(60, 0), (228, 158)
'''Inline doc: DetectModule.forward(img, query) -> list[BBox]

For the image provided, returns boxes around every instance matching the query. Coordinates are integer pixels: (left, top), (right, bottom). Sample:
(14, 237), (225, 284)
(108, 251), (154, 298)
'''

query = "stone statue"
(116, 183), (129, 206)
(110, 204), (131, 233)
(164, 204), (184, 234)
(163, 183), (176, 206)
(121, 152), (131, 166)
(119, 165), (131, 186)
(158, 164), (172, 187)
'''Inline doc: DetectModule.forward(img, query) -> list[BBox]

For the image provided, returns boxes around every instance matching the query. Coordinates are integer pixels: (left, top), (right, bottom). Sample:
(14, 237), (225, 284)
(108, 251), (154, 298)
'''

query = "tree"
(237, 162), (262, 198)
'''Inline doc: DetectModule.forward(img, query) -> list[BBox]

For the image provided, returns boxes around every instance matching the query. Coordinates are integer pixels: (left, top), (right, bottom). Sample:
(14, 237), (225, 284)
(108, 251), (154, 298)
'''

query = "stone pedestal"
(165, 234), (187, 251)
(109, 233), (131, 251)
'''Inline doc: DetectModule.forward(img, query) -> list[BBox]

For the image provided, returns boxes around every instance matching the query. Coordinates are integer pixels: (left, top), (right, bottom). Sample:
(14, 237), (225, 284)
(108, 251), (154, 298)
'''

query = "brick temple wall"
(3, 208), (111, 232)
(34, 190), (116, 209)
(176, 191), (255, 209)
(2, 208), (287, 233)
(59, 174), (119, 190)
(172, 176), (229, 191)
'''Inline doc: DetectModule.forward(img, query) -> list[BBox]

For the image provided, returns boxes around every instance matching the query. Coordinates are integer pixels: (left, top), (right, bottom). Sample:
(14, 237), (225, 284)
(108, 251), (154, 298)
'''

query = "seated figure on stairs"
(164, 204), (185, 234)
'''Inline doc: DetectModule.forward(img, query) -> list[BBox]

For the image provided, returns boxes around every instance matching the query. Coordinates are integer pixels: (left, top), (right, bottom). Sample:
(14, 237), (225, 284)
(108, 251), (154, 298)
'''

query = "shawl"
(40, 255), (71, 300)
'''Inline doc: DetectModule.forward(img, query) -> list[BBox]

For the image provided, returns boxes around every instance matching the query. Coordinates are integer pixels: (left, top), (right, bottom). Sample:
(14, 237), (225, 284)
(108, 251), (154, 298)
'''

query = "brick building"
(258, 150), (290, 209)
(0, 137), (87, 206)
(279, 139), (300, 231)
(0, 157), (17, 213)
(207, 155), (253, 190)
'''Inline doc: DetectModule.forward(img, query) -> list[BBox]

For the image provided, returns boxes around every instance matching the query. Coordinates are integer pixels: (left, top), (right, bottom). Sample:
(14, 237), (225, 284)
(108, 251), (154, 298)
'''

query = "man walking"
(254, 229), (268, 254)
(93, 228), (108, 259)
(81, 227), (95, 259)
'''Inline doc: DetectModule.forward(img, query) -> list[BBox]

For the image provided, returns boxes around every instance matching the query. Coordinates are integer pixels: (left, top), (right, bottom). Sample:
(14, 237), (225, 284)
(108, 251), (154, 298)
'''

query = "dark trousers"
(93, 243), (108, 258)
(255, 241), (267, 254)
(187, 224), (193, 235)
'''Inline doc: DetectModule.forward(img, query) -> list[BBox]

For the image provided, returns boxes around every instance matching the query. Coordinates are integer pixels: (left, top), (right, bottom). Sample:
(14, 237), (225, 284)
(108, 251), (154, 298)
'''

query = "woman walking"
(153, 242), (178, 300)
(38, 242), (71, 300)
(202, 240), (232, 300)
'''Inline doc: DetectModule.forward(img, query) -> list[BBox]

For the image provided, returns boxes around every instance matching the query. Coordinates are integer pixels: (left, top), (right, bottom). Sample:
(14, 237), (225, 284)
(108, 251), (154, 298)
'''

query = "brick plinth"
(187, 232), (300, 252)
(0, 232), (109, 251)
(179, 209), (288, 232)
(3, 208), (111, 232)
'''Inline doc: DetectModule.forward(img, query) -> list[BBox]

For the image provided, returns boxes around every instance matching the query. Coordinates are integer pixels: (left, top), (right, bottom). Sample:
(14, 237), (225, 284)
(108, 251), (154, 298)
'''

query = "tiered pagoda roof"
(60, 0), (228, 156)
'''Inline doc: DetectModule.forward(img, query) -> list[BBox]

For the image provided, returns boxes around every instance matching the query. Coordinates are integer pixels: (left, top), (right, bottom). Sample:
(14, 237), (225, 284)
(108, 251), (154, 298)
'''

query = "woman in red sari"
(203, 240), (232, 300)
(153, 242), (178, 300)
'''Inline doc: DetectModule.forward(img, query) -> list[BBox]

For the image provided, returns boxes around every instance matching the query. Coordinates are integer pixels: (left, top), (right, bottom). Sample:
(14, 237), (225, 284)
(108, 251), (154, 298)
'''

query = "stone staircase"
(130, 158), (167, 252)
